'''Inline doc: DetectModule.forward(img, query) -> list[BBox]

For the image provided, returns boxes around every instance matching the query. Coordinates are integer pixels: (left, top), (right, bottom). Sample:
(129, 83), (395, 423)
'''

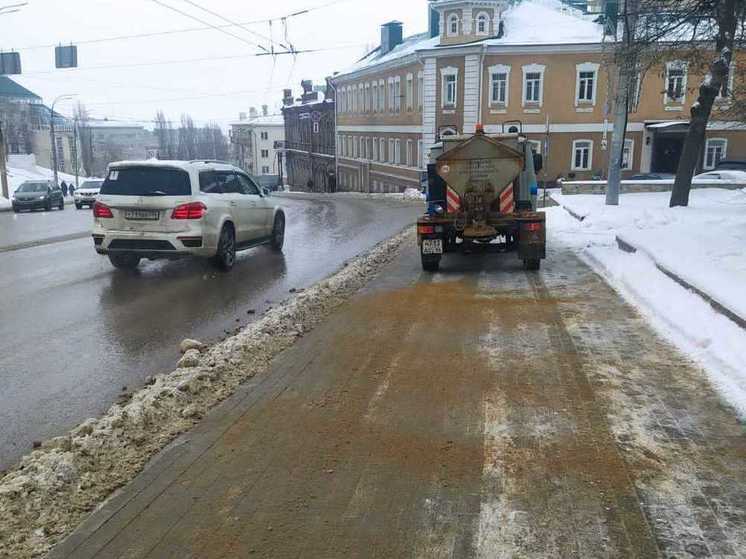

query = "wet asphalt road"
(0, 194), (421, 471)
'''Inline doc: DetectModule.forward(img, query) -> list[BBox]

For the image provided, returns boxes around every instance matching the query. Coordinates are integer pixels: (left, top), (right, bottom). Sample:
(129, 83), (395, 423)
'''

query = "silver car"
(92, 160), (285, 271)
(74, 179), (105, 209)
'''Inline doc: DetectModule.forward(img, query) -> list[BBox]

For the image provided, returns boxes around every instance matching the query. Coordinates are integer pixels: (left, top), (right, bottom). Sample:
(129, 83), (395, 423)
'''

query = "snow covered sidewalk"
(546, 188), (746, 417)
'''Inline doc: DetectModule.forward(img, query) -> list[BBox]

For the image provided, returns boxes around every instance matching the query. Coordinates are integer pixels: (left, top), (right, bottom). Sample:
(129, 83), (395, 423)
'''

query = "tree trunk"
(669, 53), (733, 207)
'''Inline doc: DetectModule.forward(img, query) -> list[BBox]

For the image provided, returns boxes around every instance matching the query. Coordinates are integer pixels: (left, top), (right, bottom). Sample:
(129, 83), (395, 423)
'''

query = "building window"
(379, 79), (385, 111)
(717, 62), (737, 100)
(380, 138), (386, 162)
(572, 139), (593, 171)
(622, 139), (634, 170)
(522, 64), (545, 106)
(361, 137), (367, 160)
(358, 84), (364, 112)
(354, 136), (359, 159)
(447, 14), (459, 36)
(388, 139), (395, 164)
(528, 140), (542, 155)
(373, 137), (379, 161)
(417, 71), (424, 111)
(418, 140), (423, 169)
(406, 140), (413, 167)
(489, 64), (510, 106)
(395, 139), (401, 165)
(388, 78), (395, 112)
(372, 83), (378, 112)
(262, 166), (270, 174)
(441, 67), (458, 108)
(476, 12), (489, 35)
(260, 131), (269, 140)
(406, 73), (414, 111)
(665, 61), (687, 103)
(313, 122), (319, 134)
(394, 77), (401, 112)
(576, 63), (599, 105)
(704, 138), (727, 170)
(261, 149), (269, 158)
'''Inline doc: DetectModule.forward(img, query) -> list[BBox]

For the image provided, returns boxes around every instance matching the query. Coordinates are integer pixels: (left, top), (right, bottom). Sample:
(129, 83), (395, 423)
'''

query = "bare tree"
(74, 102), (94, 177)
(154, 110), (174, 159)
(177, 114), (197, 160)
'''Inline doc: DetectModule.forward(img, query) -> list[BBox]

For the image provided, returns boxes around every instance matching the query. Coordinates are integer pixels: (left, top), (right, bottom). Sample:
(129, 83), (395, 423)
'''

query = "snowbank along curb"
(0, 227), (413, 559)
(615, 234), (746, 331)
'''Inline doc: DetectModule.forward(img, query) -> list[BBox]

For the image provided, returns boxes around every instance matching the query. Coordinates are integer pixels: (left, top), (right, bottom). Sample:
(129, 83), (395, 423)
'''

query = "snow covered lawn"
(547, 188), (746, 416)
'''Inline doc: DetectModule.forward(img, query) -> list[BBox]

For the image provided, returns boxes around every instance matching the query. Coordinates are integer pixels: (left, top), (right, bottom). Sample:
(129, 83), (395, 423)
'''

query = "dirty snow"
(0, 228), (412, 559)
(546, 189), (746, 417)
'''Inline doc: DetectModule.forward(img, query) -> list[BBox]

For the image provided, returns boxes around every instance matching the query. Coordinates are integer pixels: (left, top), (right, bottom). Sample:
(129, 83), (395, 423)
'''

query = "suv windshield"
(100, 167), (190, 196)
(17, 182), (49, 193)
(81, 180), (103, 189)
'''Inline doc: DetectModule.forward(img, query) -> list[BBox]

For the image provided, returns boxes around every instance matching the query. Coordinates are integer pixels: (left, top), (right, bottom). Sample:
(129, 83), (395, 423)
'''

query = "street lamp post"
(49, 94), (75, 188)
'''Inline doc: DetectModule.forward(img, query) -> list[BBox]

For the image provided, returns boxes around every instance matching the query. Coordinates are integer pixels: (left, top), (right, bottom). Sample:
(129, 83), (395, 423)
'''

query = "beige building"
(331, 0), (745, 192)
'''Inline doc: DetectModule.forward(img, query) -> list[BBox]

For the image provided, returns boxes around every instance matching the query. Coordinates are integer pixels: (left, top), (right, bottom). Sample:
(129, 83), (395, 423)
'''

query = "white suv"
(93, 160), (285, 271)
(74, 179), (104, 209)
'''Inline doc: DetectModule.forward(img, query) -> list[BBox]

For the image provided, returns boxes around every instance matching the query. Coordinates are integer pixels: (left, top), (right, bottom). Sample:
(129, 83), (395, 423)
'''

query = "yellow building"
(331, 0), (744, 192)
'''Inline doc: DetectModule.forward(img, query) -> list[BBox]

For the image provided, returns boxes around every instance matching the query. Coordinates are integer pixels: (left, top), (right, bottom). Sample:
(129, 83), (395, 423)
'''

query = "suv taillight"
(171, 202), (206, 220)
(93, 201), (113, 218)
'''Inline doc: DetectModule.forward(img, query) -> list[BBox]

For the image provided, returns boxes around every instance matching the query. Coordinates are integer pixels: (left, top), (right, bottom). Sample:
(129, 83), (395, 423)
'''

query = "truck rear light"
(418, 225), (435, 234)
(93, 201), (113, 218)
(172, 202), (206, 220)
(524, 222), (543, 232)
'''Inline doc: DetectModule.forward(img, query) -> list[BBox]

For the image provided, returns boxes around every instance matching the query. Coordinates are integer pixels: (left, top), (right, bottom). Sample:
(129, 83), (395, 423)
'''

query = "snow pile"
(547, 189), (746, 417)
(0, 228), (412, 559)
(402, 187), (426, 201)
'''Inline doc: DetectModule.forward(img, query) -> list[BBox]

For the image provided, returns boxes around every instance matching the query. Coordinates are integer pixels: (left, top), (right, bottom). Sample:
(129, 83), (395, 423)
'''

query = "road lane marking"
(0, 232), (91, 253)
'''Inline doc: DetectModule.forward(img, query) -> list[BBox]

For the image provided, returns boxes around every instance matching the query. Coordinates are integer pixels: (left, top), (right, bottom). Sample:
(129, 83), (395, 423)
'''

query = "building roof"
(0, 76), (42, 101)
(230, 114), (285, 127)
(339, 0), (605, 77)
(83, 119), (146, 129)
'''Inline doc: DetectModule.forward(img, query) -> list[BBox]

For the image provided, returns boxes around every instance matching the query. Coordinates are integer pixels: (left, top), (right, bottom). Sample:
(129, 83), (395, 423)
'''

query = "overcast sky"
(2, 0), (428, 127)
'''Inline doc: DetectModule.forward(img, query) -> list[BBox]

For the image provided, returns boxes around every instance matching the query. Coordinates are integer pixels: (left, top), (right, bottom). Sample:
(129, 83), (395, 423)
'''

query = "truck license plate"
(124, 209), (160, 221)
(422, 239), (443, 255)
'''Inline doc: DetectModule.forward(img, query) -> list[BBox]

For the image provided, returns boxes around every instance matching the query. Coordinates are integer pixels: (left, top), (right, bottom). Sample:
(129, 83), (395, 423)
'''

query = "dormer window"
(476, 12), (489, 35)
(447, 14), (459, 36)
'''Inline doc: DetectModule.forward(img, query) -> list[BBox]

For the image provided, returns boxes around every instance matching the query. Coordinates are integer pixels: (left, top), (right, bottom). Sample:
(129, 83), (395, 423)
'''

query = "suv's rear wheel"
(270, 212), (285, 252)
(58, 198), (64, 210)
(109, 253), (141, 270)
(212, 224), (236, 271)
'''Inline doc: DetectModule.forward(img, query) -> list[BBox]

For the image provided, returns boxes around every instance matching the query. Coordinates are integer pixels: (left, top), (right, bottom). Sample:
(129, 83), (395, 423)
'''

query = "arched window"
(476, 12), (489, 35)
(448, 14), (459, 36)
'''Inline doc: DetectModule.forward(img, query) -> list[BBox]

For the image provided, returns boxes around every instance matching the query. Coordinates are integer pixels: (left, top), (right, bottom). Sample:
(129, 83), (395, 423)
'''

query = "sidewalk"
(49, 243), (746, 559)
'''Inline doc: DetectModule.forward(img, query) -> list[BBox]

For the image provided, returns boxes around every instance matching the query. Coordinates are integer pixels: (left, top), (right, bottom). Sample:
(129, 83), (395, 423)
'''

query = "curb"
(615, 235), (746, 331)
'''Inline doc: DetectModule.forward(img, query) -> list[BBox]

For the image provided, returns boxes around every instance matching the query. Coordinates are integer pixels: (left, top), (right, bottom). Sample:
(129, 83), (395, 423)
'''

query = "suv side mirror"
(533, 153), (544, 173)
(262, 187), (271, 197)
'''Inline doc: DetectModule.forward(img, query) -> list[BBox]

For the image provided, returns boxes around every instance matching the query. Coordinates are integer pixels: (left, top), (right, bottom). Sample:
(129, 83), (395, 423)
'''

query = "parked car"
(627, 173), (675, 181)
(693, 170), (746, 182)
(11, 181), (65, 212)
(74, 179), (105, 209)
(93, 160), (285, 271)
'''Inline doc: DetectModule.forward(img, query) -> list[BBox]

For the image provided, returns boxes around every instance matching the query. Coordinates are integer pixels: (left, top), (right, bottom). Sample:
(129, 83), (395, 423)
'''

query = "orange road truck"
(417, 123), (546, 272)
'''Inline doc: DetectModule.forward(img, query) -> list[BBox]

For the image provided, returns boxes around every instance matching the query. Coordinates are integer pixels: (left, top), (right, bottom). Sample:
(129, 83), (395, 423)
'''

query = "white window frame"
(372, 83), (378, 112)
(388, 77), (395, 112)
(522, 64), (546, 107)
(571, 139), (593, 171)
(379, 138), (386, 163)
(475, 11), (490, 36)
(378, 79), (385, 112)
(394, 139), (401, 165)
(703, 138), (727, 170)
(394, 76), (401, 112)
(406, 73), (414, 111)
(373, 137), (379, 161)
(665, 61), (688, 104)
(488, 64), (510, 106)
(575, 62), (600, 106)
(388, 139), (395, 164)
(447, 14), (459, 36)
(717, 62), (737, 101)
(440, 66), (459, 108)
(312, 122), (319, 134)
(622, 138), (634, 170)
(361, 136), (367, 160)
(418, 140), (423, 169)
(527, 139), (542, 155)
(417, 71), (424, 111)
(406, 139), (413, 167)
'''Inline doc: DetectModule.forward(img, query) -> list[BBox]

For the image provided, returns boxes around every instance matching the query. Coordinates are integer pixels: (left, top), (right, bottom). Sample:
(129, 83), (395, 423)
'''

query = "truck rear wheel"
(421, 253), (441, 272)
(523, 258), (540, 271)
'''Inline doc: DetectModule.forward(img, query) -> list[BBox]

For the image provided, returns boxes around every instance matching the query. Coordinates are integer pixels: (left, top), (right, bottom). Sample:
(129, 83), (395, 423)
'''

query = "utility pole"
(0, 121), (8, 200)
(605, 0), (638, 206)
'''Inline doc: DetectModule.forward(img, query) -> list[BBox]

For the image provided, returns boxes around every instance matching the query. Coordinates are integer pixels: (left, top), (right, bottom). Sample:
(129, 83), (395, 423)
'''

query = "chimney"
(282, 88), (293, 106)
(239, 112), (247, 121)
(301, 80), (318, 103)
(262, 105), (268, 116)
(380, 21), (403, 55)
(428, 6), (440, 38)
(249, 107), (258, 119)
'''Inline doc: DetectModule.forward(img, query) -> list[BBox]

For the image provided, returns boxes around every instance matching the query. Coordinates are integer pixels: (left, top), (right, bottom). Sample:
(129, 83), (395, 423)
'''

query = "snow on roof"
(230, 114), (285, 127)
(339, 0), (605, 77)
(84, 119), (146, 129)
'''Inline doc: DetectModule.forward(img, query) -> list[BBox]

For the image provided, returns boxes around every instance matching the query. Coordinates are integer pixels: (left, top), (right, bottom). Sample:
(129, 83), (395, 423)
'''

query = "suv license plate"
(422, 239), (443, 255)
(124, 209), (160, 221)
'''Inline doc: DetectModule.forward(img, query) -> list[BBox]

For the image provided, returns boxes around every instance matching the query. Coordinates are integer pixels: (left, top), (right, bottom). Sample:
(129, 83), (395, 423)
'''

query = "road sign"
(0, 52), (22, 75)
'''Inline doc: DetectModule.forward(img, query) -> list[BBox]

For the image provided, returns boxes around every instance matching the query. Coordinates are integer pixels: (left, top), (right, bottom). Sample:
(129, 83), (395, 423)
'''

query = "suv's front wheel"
(212, 224), (236, 271)
(109, 253), (141, 270)
(270, 212), (285, 252)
